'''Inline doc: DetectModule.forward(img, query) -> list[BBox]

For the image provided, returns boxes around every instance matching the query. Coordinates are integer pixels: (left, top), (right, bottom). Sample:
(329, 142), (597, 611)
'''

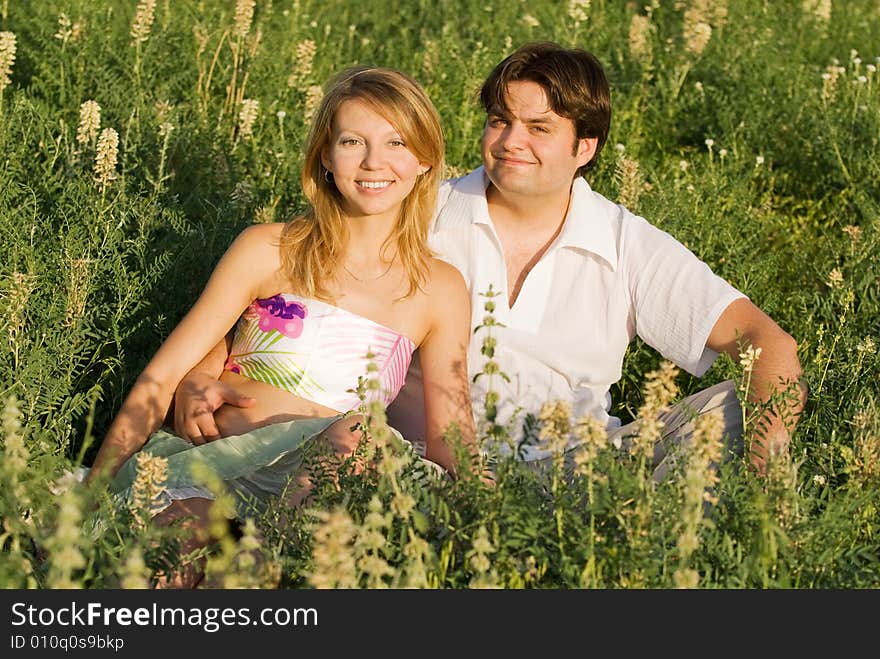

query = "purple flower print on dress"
(224, 353), (241, 374)
(253, 295), (308, 338)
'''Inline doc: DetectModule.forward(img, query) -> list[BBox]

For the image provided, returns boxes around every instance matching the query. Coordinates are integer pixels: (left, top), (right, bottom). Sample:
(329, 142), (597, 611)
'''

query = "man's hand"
(746, 376), (808, 477)
(173, 371), (256, 444)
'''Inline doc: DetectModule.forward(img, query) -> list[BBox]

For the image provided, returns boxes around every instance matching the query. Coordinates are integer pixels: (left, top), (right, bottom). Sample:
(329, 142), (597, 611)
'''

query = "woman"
(86, 66), (474, 585)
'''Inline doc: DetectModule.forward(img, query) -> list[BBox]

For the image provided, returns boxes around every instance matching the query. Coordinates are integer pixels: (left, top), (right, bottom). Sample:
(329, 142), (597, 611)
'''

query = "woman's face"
(321, 99), (429, 224)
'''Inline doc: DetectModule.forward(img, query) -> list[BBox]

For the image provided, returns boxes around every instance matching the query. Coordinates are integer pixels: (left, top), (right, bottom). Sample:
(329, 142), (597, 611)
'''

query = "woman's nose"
(361, 144), (386, 169)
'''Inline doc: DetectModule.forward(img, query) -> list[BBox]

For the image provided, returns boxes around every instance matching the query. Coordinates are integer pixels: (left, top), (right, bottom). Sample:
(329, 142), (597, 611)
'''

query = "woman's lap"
(111, 414), (347, 518)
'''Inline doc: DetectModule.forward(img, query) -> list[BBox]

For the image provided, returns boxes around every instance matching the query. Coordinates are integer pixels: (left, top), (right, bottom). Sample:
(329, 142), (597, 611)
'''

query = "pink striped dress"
(224, 294), (415, 412)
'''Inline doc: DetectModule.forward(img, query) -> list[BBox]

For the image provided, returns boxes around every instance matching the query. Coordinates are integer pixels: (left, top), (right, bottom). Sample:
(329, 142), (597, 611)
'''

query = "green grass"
(0, 0), (878, 588)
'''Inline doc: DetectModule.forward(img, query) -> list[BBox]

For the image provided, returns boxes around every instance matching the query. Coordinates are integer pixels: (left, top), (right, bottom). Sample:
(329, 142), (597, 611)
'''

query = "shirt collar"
(434, 167), (493, 229)
(435, 166), (619, 271)
(555, 177), (618, 271)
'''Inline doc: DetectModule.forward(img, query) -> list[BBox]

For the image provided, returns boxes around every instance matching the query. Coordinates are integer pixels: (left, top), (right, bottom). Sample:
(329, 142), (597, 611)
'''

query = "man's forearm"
(425, 435), (458, 478)
(748, 371), (806, 452)
(740, 336), (806, 469)
(190, 332), (233, 379)
(164, 333), (232, 425)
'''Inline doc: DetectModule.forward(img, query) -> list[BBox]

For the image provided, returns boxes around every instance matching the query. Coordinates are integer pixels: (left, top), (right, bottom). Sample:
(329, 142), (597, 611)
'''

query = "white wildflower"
(0, 31), (17, 93)
(628, 14), (654, 66)
(827, 268), (843, 288)
(93, 128), (119, 190)
(739, 345), (763, 371)
(233, 0), (256, 39)
(568, 0), (591, 24)
(76, 100), (101, 146)
(238, 98), (259, 140)
(130, 0), (157, 45)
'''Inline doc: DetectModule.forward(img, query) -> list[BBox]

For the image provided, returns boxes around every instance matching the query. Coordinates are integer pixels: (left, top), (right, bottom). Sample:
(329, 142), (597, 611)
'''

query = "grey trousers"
(530, 380), (744, 482)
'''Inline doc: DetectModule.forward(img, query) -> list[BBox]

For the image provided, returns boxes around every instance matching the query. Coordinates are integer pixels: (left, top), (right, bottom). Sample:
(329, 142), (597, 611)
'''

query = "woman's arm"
(417, 261), (477, 478)
(86, 224), (282, 483)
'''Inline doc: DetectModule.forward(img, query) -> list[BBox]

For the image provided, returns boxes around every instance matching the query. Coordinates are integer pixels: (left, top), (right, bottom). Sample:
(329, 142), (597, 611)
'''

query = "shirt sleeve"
(622, 212), (747, 377)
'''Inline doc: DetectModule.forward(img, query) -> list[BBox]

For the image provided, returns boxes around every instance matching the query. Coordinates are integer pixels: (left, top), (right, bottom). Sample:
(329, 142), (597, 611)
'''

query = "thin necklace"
(343, 257), (395, 283)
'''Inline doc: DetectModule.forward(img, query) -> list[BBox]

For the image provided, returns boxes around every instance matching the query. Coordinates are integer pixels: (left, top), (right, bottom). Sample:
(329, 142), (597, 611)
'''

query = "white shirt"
(386, 167), (746, 461)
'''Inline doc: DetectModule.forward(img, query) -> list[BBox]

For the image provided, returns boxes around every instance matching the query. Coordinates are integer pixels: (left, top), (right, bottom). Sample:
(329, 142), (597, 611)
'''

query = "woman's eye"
(341, 138), (361, 146)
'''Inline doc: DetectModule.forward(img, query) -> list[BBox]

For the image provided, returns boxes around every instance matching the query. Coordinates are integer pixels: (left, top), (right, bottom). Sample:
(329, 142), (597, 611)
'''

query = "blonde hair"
(279, 66), (445, 301)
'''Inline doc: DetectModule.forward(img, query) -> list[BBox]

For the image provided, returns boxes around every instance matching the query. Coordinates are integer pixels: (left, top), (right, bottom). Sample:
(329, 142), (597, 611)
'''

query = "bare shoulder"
(227, 223), (286, 265)
(235, 222), (286, 249)
(416, 258), (470, 334)
(424, 257), (468, 297)
(216, 223), (287, 295)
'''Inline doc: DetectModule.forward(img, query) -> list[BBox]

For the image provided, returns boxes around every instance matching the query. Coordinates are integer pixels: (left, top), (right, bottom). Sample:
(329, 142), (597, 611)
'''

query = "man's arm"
(706, 298), (807, 474)
(172, 331), (255, 444)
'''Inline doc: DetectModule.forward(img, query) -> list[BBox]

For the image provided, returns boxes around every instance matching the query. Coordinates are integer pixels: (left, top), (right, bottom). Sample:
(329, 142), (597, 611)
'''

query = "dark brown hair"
(479, 42), (611, 176)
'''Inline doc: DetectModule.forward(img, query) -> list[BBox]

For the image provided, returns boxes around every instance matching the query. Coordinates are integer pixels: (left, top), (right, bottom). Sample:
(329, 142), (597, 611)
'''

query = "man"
(175, 42), (805, 477)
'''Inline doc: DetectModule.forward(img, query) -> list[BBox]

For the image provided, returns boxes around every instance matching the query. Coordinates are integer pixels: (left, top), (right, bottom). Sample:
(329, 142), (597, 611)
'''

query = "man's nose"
(498, 122), (526, 150)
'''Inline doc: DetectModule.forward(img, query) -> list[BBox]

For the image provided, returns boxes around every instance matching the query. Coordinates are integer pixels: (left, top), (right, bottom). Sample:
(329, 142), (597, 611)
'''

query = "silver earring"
(324, 169), (333, 183)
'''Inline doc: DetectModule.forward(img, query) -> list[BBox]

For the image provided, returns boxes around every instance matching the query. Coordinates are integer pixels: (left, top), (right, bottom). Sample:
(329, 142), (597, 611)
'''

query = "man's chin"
(485, 169), (535, 195)
(490, 181), (539, 199)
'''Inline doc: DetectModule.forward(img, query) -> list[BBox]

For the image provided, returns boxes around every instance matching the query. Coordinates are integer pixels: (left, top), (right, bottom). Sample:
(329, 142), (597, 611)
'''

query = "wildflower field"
(1, 0), (879, 589)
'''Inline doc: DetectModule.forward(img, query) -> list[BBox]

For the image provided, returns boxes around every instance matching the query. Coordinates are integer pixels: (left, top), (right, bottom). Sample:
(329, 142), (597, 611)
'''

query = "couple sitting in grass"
(87, 42), (806, 588)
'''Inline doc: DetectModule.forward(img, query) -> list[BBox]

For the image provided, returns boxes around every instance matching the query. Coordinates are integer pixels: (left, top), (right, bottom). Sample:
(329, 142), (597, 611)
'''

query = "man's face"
(481, 80), (595, 202)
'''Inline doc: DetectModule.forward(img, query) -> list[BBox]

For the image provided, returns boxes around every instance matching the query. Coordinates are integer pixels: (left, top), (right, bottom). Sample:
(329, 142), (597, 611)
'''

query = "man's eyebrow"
(487, 106), (556, 124)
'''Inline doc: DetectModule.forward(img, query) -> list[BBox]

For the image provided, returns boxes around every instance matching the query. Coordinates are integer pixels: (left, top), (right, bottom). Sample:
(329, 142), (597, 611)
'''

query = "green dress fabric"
(110, 414), (347, 517)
